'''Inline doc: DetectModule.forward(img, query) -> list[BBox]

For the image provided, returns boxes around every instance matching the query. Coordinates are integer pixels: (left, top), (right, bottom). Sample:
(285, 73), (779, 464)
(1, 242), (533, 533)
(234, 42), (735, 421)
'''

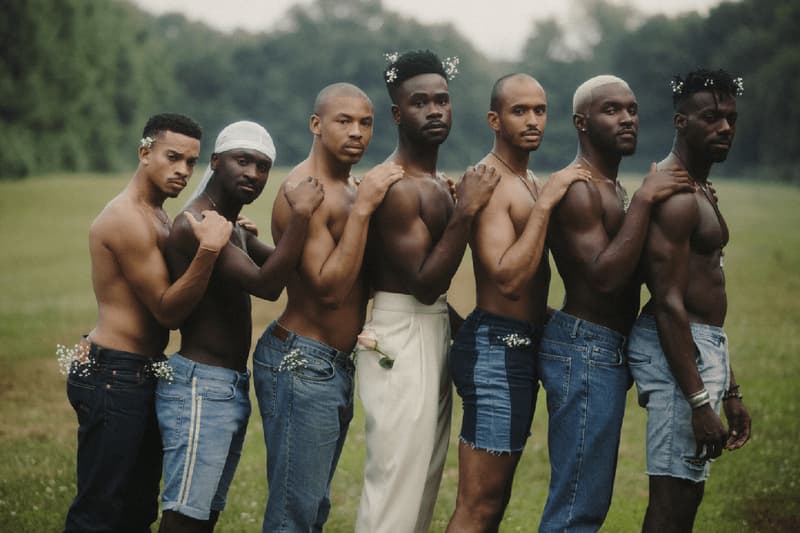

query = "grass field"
(0, 172), (798, 532)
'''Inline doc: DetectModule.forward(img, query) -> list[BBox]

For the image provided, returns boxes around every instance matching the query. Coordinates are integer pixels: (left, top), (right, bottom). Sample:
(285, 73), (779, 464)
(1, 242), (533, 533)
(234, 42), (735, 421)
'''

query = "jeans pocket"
(109, 368), (145, 388)
(590, 345), (623, 367)
(253, 360), (277, 418)
(290, 353), (335, 382)
(627, 347), (651, 367)
(155, 393), (185, 450)
(538, 352), (572, 413)
(67, 377), (96, 424)
(200, 379), (236, 401)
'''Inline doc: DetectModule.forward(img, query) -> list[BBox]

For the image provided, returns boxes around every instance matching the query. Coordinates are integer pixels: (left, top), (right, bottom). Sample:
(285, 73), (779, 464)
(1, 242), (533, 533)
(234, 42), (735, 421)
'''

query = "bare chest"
(417, 179), (453, 240)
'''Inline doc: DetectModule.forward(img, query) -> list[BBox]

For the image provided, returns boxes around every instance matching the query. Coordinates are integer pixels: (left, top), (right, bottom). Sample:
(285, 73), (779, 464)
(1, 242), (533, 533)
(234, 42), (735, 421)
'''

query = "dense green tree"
(1, 0), (796, 180)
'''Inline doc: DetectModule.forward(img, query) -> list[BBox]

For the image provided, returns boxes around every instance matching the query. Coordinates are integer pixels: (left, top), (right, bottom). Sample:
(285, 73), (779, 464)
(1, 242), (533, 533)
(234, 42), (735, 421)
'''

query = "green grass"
(0, 173), (798, 531)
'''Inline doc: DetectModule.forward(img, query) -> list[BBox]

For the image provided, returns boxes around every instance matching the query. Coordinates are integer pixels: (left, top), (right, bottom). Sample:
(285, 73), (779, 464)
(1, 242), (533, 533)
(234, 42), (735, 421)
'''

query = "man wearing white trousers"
(356, 49), (499, 533)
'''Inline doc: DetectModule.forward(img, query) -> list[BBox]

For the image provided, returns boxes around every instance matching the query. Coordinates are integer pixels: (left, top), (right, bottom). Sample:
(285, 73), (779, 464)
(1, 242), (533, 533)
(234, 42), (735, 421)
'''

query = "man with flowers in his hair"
(355, 49), (500, 533)
(157, 120), (324, 532)
(627, 69), (751, 532)
(64, 113), (232, 533)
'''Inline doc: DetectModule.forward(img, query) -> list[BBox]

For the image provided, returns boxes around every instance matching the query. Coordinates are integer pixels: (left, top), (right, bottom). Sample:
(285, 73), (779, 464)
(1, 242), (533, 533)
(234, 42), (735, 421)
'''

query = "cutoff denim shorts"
(627, 314), (730, 482)
(155, 353), (251, 520)
(450, 308), (541, 453)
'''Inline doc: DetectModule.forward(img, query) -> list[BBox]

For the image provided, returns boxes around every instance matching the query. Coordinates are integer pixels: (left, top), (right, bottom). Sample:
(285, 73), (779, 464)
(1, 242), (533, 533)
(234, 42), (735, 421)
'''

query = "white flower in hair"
(442, 56), (460, 80)
(384, 52), (400, 63)
(385, 67), (398, 83)
(139, 136), (155, 149)
(733, 77), (744, 96)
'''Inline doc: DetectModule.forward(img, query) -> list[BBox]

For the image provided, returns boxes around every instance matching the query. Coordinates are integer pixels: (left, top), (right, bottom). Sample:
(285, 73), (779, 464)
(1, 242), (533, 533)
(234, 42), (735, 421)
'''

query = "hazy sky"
(131, 0), (727, 60)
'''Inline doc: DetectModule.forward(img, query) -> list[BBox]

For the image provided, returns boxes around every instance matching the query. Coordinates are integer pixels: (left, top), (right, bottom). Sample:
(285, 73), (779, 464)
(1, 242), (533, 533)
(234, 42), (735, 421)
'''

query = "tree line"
(2, 0), (797, 180)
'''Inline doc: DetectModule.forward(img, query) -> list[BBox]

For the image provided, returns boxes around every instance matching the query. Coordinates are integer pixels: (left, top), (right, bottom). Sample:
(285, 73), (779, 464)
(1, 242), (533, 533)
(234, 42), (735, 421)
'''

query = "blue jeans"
(538, 311), (630, 533)
(253, 322), (355, 533)
(627, 314), (729, 482)
(450, 308), (541, 453)
(156, 354), (251, 520)
(64, 343), (163, 533)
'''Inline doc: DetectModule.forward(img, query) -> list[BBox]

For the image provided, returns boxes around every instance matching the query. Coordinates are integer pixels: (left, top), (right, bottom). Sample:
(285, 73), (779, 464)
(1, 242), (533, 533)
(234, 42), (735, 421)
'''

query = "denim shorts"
(627, 314), (730, 482)
(155, 353), (251, 520)
(450, 308), (541, 453)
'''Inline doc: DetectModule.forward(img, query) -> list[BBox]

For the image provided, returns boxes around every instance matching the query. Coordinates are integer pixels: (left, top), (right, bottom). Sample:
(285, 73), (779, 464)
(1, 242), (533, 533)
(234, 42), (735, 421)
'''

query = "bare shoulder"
(557, 171), (598, 213)
(652, 189), (699, 232)
(90, 195), (152, 248)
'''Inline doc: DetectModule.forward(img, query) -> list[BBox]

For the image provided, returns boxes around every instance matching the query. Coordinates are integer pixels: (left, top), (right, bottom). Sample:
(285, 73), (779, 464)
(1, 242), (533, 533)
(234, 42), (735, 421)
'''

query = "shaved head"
(573, 75), (630, 114)
(314, 83), (372, 116)
(490, 73), (542, 112)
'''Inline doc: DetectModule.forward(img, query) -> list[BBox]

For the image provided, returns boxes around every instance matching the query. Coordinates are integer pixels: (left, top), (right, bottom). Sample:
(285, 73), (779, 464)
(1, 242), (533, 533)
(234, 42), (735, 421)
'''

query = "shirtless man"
(446, 73), (588, 532)
(252, 83), (402, 532)
(156, 121), (323, 532)
(538, 76), (693, 532)
(627, 69), (751, 532)
(355, 49), (499, 533)
(64, 113), (232, 533)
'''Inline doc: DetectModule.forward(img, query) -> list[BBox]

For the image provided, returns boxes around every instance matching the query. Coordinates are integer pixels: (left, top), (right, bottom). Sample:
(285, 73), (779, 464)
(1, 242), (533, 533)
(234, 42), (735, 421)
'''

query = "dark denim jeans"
(64, 343), (163, 533)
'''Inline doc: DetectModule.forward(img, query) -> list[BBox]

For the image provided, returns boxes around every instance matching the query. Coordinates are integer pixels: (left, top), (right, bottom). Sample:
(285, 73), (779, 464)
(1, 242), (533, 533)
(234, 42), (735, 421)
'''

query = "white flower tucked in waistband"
(357, 329), (395, 369)
(500, 333), (532, 348)
(149, 360), (174, 383)
(56, 340), (93, 377)
(278, 349), (307, 372)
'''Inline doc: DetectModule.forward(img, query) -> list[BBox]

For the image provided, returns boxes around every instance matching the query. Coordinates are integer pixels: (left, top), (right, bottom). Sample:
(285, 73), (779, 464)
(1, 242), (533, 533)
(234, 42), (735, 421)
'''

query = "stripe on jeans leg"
(177, 377), (200, 506)
(183, 394), (203, 505)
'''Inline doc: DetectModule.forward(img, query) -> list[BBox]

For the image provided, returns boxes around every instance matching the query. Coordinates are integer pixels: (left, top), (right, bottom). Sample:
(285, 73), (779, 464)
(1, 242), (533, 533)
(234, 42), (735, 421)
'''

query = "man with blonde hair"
(538, 76), (692, 532)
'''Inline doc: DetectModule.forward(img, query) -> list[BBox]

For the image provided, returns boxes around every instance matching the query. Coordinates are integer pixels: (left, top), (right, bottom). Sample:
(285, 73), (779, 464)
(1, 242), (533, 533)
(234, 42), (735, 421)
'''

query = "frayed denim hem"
(458, 435), (520, 456)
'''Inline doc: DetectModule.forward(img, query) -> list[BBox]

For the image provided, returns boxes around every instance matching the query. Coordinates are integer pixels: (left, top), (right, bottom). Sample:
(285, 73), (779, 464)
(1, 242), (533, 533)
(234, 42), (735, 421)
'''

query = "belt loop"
(571, 317), (581, 339)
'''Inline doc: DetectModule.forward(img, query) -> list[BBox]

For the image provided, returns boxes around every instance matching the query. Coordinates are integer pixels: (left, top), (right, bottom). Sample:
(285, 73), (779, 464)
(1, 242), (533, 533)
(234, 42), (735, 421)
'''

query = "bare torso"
(277, 164), (368, 352)
(472, 168), (550, 324)
(88, 194), (170, 357)
(549, 169), (640, 332)
(369, 174), (453, 294)
(643, 157), (728, 326)
(167, 217), (253, 371)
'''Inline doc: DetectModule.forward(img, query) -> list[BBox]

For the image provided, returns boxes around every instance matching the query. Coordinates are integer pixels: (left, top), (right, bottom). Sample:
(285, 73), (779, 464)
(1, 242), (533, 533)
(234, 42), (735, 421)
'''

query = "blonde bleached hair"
(572, 75), (630, 115)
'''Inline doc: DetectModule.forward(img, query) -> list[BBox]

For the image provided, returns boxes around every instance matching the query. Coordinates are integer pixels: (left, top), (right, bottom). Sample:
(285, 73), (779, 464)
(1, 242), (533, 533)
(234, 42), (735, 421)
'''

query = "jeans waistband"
(372, 291), (448, 314)
(88, 342), (166, 368)
(547, 310), (626, 346)
(469, 307), (542, 336)
(635, 314), (726, 345)
(267, 322), (354, 365)
(169, 353), (250, 387)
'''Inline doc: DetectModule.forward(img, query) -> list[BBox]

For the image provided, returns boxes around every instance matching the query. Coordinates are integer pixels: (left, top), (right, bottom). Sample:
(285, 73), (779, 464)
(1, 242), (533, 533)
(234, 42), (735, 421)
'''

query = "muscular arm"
(645, 193), (704, 396)
(273, 186), (370, 307)
(101, 211), (221, 329)
(169, 210), (312, 302)
(474, 195), (551, 300)
(376, 181), (474, 305)
(553, 179), (654, 293)
(646, 192), (731, 458)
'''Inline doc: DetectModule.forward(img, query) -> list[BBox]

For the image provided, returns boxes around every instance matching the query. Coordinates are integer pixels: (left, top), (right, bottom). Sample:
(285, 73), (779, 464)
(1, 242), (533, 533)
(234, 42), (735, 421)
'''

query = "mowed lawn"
(0, 172), (798, 532)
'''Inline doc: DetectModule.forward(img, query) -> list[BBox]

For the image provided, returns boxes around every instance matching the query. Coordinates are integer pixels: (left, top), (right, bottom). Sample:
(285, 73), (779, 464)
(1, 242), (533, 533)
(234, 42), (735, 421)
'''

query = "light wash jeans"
(627, 313), (729, 482)
(537, 310), (630, 533)
(253, 321), (355, 533)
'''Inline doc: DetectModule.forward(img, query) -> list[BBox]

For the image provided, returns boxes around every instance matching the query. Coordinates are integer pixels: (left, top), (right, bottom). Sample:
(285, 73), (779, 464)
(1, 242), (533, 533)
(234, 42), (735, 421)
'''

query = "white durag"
(184, 120), (277, 207)
(572, 74), (630, 114)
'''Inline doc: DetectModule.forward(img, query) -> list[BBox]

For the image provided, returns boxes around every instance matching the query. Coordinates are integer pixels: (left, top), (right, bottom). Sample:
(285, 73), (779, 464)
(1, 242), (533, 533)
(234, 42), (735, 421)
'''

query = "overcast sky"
(131, 0), (727, 60)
